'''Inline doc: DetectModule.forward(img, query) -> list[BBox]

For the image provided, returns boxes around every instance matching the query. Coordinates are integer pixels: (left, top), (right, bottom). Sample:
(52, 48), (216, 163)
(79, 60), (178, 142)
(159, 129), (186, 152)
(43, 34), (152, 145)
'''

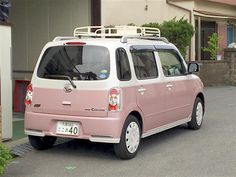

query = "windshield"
(37, 45), (110, 81)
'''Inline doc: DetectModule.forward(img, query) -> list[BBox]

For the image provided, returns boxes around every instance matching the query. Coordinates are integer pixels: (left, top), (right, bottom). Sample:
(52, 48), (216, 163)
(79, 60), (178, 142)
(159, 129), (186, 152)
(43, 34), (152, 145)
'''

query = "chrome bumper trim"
(25, 130), (45, 137)
(89, 136), (120, 143)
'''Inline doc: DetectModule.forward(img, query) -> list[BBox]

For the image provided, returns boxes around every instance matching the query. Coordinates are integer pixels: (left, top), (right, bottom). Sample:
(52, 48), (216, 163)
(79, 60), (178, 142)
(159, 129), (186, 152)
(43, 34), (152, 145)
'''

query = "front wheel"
(114, 115), (141, 159)
(28, 135), (57, 150)
(188, 97), (204, 130)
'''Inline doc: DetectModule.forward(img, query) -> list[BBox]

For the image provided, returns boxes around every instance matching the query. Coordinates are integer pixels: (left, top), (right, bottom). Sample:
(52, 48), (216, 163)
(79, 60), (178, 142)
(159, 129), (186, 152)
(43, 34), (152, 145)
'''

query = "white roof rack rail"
(73, 26), (160, 38)
(121, 35), (169, 43)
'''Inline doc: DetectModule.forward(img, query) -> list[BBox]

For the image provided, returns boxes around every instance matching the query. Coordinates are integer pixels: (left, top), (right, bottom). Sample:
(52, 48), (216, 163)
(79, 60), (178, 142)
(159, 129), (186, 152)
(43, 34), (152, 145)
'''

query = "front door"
(157, 49), (193, 123)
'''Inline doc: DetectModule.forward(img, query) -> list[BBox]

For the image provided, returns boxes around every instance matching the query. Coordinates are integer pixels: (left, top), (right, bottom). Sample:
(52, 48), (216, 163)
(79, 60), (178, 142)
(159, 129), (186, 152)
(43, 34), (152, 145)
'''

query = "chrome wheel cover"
(196, 102), (203, 126)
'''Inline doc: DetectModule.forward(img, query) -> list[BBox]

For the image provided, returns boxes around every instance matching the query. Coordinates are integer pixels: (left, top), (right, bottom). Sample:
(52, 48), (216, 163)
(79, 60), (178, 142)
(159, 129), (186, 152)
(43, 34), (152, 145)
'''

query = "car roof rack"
(73, 25), (161, 38)
(53, 26), (166, 43)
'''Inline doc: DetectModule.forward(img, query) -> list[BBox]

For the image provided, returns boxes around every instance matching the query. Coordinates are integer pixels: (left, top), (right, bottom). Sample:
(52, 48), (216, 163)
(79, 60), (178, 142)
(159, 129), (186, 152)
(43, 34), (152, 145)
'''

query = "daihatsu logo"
(64, 85), (72, 93)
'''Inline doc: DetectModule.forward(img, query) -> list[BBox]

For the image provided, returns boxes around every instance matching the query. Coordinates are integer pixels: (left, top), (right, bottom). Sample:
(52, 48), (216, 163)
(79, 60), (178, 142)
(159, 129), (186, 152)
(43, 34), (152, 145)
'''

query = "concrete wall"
(10, 0), (91, 80)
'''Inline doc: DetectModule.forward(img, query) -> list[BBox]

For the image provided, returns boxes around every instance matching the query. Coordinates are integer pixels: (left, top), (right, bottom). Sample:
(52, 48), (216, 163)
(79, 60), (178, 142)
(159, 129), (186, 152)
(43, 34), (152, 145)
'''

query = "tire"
(28, 135), (57, 150)
(188, 97), (204, 130)
(114, 115), (141, 159)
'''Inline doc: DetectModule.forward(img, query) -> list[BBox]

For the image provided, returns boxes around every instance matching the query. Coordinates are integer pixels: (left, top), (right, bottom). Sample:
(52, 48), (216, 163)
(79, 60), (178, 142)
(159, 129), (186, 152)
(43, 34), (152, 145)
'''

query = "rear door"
(130, 45), (166, 130)
(32, 44), (111, 117)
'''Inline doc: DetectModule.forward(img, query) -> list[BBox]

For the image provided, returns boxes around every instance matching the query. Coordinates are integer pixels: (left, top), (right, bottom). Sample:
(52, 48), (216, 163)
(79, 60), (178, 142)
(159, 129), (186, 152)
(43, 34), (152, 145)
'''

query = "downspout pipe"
(166, 0), (192, 23)
(166, 0), (193, 61)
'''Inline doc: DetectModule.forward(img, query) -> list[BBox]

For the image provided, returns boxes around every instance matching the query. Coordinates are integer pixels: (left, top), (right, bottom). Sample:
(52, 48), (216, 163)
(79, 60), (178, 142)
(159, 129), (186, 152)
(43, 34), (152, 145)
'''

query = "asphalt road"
(3, 87), (236, 177)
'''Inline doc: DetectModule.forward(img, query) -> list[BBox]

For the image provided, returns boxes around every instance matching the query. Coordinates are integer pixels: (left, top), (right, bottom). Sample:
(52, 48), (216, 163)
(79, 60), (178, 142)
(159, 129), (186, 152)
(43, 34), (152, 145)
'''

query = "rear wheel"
(28, 135), (57, 150)
(114, 115), (141, 159)
(188, 97), (204, 130)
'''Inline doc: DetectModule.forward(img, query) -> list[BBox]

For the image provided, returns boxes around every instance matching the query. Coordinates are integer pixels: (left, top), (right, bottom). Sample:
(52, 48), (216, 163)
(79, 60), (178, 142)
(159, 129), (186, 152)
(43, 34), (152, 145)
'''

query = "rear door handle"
(138, 87), (147, 95)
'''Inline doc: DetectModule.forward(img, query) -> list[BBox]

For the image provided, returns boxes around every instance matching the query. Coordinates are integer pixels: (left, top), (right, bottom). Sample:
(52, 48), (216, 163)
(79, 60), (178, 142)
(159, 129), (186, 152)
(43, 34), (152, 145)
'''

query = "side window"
(131, 50), (158, 80)
(158, 50), (186, 77)
(116, 48), (131, 81)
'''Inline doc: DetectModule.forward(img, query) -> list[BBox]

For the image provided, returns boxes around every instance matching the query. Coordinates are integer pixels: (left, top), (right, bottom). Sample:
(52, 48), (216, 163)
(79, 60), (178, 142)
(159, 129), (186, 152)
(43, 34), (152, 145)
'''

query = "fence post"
(224, 48), (236, 86)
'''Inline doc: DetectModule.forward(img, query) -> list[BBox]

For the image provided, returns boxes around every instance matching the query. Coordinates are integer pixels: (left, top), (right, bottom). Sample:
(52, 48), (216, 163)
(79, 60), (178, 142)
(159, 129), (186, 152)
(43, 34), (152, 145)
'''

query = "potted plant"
(203, 33), (221, 60)
(0, 144), (12, 175)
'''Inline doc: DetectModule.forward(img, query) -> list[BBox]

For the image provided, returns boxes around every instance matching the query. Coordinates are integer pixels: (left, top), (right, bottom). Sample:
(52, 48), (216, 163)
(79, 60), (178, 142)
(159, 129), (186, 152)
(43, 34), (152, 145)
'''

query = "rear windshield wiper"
(45, 74), (77, 88)
(63, 48), (82, 80)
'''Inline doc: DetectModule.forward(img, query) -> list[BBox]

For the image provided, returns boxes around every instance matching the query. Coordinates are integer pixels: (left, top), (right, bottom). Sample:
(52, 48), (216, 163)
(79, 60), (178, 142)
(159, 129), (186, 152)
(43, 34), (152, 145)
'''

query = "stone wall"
(197, 48), (236, 87)
(197, 60), (231, 86)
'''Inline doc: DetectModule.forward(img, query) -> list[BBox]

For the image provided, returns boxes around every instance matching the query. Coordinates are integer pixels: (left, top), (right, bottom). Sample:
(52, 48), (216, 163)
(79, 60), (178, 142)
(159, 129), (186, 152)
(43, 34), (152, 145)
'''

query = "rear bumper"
(25, 111), (123, 143)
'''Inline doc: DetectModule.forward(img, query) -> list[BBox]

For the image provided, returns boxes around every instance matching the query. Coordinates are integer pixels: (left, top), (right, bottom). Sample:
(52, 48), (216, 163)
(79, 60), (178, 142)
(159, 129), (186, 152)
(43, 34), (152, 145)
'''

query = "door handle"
(62, 101), (71, 106)
(166, 83), (173, 89)
(138, 87), (147, 95)
(166, 84), (173, 88)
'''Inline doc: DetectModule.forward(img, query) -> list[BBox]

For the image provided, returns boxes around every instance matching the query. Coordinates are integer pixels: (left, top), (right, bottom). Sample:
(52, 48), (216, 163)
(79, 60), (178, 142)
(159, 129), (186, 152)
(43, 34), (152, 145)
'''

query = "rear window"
(37, 45), (110, 81)
(131, 51), (158, 80)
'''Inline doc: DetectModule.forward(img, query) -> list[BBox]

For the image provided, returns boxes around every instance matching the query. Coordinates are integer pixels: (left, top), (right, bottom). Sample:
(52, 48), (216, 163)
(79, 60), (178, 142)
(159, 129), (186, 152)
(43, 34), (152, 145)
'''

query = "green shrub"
(203, 33), (220, 60)
(142, 18), (194, 57)
(0, 144), (12, 175)
(142, 22), (160, 29)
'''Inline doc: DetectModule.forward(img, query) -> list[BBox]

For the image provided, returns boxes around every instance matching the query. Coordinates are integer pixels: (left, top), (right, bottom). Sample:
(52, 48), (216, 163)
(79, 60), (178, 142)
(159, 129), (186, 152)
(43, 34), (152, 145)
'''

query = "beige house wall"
(10, 0), (91, 80)
(101, 0), (190, 26)
(101, 0), (195, 59)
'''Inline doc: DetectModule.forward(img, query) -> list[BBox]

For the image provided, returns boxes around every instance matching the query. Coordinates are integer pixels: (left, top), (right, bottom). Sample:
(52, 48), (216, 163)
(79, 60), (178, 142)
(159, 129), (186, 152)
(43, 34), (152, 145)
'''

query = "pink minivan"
(24, 26), (205, 159)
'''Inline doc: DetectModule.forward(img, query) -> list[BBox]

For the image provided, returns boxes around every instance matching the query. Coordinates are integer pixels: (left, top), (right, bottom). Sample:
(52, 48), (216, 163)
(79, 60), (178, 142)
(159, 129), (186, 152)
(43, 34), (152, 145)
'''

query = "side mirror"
(188, 63), (199, 74)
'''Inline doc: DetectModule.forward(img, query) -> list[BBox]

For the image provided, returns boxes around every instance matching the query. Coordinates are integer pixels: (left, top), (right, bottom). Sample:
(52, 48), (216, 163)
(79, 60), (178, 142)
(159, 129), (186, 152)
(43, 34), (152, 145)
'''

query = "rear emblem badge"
(64, 85), (72, 93)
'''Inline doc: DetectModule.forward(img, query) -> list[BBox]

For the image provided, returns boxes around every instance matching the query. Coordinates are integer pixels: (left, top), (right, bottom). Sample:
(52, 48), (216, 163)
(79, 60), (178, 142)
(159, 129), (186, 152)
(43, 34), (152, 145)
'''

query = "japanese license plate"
(56, 121), (79, 136)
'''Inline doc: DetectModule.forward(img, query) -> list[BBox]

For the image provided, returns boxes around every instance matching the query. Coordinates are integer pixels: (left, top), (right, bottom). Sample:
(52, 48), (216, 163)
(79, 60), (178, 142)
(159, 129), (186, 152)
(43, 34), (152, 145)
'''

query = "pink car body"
(25, 37), (204, 158)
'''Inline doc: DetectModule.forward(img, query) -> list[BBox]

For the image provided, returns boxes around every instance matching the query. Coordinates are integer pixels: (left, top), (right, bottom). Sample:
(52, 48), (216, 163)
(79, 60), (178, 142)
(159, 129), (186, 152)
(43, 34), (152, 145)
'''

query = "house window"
(227, 25), (235, 46)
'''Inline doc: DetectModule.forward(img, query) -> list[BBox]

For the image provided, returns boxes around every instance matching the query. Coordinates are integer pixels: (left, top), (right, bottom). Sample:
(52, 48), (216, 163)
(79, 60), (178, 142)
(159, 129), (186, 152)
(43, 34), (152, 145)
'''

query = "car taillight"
(108, 88), (121, 111)
(65, 42), (86, 45)
(25, 84), (33, 106)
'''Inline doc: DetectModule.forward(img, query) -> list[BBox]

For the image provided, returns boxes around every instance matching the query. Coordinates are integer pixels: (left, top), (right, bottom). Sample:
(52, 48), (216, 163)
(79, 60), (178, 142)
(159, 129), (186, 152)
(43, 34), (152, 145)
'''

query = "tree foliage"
(143, 17), (194, 57)
(203, 33), (220, 60)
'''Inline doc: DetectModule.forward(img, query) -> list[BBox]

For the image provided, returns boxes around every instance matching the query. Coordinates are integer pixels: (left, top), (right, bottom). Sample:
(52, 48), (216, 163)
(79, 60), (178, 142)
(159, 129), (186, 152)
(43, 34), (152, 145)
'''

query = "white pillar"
(101, 0), (106, 26)
(0, 24), (13, 140)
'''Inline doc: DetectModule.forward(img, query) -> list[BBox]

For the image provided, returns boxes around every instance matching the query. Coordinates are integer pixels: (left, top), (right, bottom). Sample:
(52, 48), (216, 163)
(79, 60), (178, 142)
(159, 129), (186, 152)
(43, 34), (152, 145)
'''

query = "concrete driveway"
(3, 87), (236, 177)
